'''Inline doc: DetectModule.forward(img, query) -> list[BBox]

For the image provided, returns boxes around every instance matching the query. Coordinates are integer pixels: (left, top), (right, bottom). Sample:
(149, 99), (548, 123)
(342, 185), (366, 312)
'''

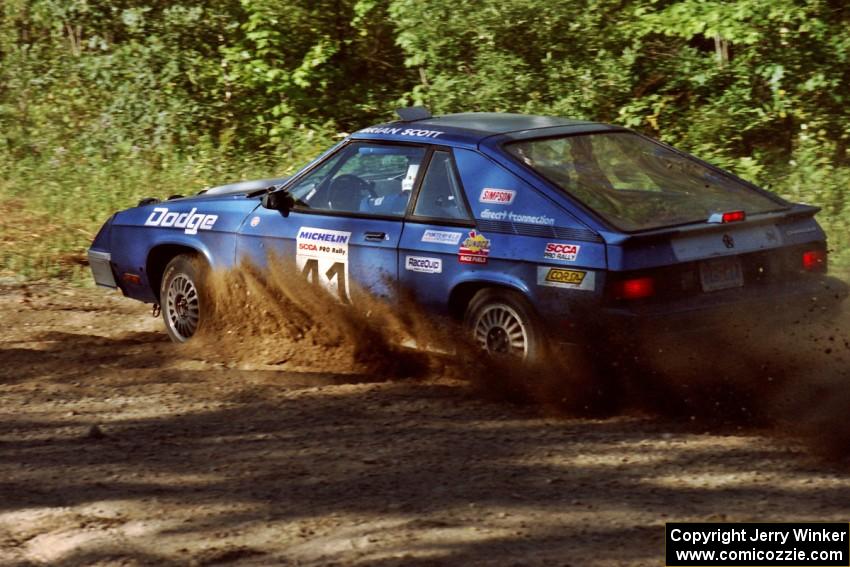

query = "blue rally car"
(88, 109), (848, 360)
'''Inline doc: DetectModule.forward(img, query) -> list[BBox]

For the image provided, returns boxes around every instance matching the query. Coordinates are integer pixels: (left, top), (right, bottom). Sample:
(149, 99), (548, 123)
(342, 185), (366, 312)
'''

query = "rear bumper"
(598, 274), (848, 337)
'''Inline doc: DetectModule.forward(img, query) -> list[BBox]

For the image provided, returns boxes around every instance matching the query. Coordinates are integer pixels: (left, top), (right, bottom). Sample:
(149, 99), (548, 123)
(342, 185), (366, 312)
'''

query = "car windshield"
(505, 132), (787, 231)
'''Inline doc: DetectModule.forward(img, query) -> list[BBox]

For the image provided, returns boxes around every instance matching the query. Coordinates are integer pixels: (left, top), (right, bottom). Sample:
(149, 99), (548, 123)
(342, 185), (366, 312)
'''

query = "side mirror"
(261, 189), (295, 217)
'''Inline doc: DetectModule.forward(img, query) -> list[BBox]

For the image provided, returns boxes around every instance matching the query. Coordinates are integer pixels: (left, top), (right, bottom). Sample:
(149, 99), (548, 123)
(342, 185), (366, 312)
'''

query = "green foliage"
(0, 146), (324, 280)
(1, 0), (849, 279)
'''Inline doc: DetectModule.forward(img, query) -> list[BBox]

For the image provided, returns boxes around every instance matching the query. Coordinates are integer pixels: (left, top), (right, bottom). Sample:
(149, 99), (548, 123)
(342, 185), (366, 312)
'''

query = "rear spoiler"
(607, 204), (820, 245)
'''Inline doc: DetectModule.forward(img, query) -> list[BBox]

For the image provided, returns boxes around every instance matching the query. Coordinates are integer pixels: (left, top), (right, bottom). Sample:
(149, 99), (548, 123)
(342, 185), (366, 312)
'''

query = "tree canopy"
(2, 0), (849, 276)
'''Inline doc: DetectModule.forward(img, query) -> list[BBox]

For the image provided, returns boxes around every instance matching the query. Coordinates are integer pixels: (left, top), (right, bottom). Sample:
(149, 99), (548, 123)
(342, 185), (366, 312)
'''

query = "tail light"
(708, 210), (746, 224)
(611, 276), (656, 300)
(802, 249), (827, 272)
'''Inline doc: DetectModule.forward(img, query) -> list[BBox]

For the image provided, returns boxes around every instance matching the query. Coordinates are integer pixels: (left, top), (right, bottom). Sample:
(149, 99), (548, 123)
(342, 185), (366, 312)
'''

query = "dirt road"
(1, 283), (849, 566)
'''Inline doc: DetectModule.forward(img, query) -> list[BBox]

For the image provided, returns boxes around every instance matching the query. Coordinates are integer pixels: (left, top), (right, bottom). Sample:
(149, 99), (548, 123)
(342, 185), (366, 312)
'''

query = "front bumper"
(87, 249), (117, 288)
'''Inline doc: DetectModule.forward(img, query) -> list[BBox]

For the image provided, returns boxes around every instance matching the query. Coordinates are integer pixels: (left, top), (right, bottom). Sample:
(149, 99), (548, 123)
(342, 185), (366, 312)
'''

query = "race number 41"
(296, 227), (351, 302)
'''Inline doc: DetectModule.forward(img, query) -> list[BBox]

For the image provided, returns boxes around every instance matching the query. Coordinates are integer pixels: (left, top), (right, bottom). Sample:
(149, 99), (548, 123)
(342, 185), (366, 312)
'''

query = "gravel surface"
(1, 283), (849, 566)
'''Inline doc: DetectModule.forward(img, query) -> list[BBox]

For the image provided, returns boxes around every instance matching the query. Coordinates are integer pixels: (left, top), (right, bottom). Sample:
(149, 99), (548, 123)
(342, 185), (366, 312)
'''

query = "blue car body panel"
(89, 112), (847, 337)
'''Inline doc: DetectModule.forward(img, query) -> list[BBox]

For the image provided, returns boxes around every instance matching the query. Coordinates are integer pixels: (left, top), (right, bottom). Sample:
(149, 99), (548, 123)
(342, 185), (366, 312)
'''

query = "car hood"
(198, 177), (289, 197)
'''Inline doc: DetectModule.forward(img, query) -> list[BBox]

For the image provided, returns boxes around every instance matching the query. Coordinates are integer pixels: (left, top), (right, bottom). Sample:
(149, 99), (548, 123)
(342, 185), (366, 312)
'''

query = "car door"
(237, 141), (429, 302)
(398, 148), (476, 310)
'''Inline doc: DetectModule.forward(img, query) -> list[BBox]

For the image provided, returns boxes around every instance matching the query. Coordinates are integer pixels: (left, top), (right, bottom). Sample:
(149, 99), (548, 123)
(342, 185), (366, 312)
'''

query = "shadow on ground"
(2, 330), (850, 566)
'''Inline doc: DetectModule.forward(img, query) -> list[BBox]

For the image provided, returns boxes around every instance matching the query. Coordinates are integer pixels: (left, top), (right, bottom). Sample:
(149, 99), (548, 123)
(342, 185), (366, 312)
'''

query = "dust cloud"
(628, 296), (850, 458)
(188, 256), (611, 412)
(187, 256), (451, 378)
(189, 258), (850, 458)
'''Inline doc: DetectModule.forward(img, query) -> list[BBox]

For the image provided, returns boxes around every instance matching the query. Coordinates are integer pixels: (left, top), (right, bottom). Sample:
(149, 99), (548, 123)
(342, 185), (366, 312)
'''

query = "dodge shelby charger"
(88, 109), (848, 359)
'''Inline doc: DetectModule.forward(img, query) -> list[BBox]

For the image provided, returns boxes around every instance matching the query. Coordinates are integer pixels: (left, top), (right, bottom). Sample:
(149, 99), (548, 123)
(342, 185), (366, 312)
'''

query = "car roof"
(350, 112), (622, 148)
(414, 112), (593, 133)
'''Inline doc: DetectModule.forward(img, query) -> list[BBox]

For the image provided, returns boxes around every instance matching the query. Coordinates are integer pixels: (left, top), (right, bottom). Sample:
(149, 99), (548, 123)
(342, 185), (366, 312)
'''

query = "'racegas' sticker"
(458, 230), (491, 265)
(543, 243), (581, 262)
(405, 256), (442, 274)
(422, 230), (463, 245)
(479, 189), (516, 205)
(144, 207), (218, 235)
(537, 267), (595, 291)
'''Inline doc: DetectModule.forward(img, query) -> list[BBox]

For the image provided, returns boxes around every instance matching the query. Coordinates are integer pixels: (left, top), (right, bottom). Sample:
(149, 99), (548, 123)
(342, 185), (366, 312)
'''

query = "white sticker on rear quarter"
(479, 188), (516, 205)
(543, 243), (581, 262)
(537, 267), (595, 291)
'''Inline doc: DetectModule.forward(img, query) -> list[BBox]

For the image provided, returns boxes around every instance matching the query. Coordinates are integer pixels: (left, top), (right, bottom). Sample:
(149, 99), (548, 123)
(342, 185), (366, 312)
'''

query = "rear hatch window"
(505, 132), (787, 231)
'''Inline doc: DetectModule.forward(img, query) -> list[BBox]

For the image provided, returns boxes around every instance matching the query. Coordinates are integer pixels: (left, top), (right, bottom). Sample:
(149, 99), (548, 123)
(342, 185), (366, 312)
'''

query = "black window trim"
(404, 146), (476, 228)
(278, 139), (476, 227)
(281, 139), (431, 222)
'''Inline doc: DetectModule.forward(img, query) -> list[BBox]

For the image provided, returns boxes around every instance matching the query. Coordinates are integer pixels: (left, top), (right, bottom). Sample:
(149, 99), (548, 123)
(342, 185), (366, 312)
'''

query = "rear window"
(505, 132), (786, 231)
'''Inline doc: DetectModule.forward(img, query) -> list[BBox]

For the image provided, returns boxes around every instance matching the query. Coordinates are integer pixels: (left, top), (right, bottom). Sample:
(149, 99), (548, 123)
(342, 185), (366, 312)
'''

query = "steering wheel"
(330, 174), (377, 198)
(324, 174), (378, 212)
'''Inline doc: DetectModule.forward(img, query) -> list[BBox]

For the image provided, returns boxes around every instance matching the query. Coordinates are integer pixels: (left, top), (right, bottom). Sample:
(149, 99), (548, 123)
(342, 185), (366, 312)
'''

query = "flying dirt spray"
(186, 256), (850, 459)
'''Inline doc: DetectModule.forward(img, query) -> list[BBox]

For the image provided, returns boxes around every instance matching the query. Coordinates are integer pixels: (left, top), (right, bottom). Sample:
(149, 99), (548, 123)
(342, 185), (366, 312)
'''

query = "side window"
(412, 151), (471, 220)
(289, 156), (340, 202)
(290, 142), (427, 216)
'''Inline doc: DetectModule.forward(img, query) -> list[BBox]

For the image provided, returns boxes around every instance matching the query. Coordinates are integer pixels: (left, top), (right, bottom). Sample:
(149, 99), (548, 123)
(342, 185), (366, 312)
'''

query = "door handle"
(364, 231), (388, 242)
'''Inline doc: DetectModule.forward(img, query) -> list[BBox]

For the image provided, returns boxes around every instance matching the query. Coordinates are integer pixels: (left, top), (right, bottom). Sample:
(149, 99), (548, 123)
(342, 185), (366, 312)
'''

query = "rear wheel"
(160, 255), (206, 342)
(464, 288), (546, 363)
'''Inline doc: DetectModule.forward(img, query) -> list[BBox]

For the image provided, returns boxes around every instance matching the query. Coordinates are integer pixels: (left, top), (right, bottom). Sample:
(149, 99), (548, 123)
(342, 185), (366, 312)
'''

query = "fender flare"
(447, 272), (533, 319)
(145, 239), (213, 301)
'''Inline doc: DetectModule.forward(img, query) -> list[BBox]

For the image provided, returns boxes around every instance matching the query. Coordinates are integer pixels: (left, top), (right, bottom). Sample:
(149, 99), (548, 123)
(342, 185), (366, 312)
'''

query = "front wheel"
(464, 288), (547, 363)
(160, 254), (206, 343)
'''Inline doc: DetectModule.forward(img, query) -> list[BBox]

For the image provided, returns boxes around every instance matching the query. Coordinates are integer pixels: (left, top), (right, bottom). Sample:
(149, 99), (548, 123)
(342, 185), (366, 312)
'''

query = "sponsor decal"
(479, 188), (516, 205)
(250, 216), (260, 227)
(358, 126), (444, 139)
(537, 267), (596, 291)
(480, 209), (555, 226)
(296, 227), (351, 301)
(144, 207), (218, 235)
(458, 230), (491, 265)
(543, 242), (581, 262)
(405, 256), (442, 274)
(422, 230), (463, 245)
(297, 227), (350, 246)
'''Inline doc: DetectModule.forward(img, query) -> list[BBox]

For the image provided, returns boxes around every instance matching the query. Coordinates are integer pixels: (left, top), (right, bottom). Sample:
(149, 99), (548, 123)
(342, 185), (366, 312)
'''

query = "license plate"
(699, 257), (744, 292)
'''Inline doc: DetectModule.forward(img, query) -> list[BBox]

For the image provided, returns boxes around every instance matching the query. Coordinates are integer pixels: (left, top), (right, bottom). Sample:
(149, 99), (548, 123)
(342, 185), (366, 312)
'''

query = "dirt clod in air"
(187, 255), (452, 378)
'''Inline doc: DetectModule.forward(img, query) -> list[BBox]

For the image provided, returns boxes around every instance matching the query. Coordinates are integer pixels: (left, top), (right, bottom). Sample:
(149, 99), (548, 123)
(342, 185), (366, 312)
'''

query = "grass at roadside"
(2, 152), (849, 283)
(0, 152), (308, 282)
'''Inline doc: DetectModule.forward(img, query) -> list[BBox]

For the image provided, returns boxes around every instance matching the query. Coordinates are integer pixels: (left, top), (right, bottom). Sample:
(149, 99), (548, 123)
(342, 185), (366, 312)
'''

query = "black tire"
(160, 254), (206, 343)
(463, 288), (548, 363)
